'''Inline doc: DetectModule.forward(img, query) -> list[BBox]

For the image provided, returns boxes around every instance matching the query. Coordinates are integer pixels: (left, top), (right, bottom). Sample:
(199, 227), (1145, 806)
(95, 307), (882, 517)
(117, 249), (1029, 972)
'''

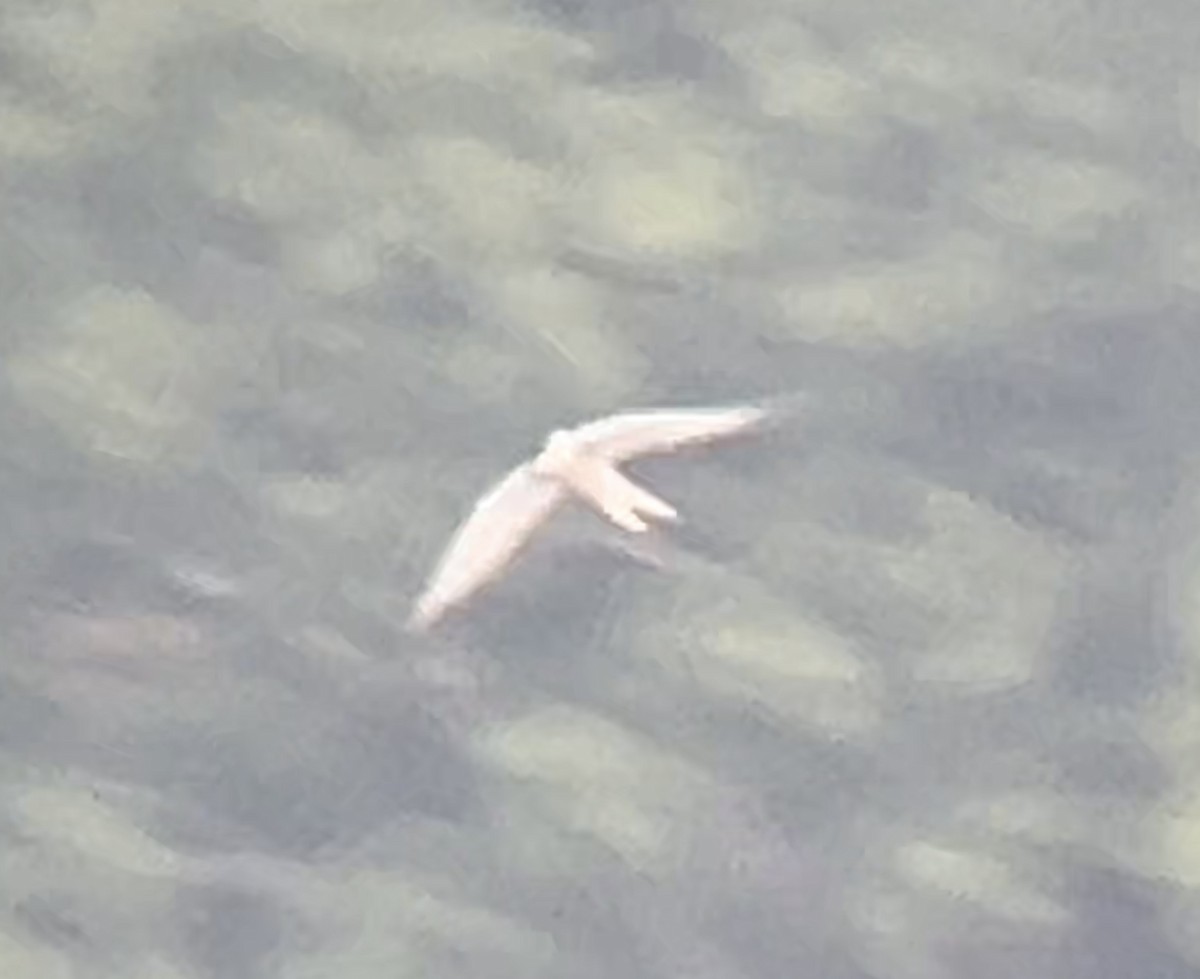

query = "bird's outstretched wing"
(568, 405), (769, 462)
(407, 464), (565, 632)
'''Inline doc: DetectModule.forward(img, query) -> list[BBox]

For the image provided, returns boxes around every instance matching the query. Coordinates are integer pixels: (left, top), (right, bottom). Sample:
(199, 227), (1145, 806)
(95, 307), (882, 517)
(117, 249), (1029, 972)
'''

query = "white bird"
(407, 404), (770, 631)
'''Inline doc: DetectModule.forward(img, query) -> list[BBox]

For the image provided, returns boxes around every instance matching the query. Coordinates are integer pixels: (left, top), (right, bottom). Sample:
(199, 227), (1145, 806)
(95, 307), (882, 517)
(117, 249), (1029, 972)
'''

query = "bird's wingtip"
(405, 598), (442, 634)
(751, 393), (806, 425)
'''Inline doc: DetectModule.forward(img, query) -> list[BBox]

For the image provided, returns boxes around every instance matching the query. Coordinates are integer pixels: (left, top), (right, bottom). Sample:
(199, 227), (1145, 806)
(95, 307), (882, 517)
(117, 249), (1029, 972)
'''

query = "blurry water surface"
(3, 0), (1200, 976)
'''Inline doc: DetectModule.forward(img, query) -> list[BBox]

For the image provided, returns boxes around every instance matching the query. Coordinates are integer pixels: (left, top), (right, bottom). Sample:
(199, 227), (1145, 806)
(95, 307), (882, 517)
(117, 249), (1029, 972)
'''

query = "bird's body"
(407, 404), (769, 631)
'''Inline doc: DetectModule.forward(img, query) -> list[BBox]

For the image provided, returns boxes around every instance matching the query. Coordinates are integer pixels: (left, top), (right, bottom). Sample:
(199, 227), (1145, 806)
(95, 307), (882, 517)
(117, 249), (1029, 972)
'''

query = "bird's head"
(531, 428), (579, 476)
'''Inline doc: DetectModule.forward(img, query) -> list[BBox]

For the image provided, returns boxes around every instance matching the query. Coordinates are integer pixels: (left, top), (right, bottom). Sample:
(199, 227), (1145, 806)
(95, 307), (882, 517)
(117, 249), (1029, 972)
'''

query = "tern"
(407, 404), (770, 631)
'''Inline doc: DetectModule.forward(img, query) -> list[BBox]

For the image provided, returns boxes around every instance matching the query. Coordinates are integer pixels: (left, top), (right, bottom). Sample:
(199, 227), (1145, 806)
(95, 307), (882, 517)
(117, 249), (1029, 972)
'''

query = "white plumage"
(407, 404), (769, 631)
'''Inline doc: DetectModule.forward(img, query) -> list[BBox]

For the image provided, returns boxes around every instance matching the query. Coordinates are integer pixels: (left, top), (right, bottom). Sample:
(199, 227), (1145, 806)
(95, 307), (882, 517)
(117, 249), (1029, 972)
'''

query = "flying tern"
(407, 404), (770, 631)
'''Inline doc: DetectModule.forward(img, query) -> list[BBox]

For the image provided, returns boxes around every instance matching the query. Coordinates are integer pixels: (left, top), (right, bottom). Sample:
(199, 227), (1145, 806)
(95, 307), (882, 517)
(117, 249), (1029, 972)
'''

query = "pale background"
(3, 0), (1200, 976)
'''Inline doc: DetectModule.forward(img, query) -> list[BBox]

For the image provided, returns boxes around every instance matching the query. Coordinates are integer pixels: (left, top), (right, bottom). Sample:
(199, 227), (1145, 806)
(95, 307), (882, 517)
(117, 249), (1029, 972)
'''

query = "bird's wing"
(407, 464), (566, 631)
(567, 405), (769, 462)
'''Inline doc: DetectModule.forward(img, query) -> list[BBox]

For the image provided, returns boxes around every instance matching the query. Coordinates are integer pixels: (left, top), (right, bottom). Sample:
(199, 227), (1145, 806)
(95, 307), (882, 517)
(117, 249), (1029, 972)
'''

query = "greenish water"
(2, 0), (1200, 976)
